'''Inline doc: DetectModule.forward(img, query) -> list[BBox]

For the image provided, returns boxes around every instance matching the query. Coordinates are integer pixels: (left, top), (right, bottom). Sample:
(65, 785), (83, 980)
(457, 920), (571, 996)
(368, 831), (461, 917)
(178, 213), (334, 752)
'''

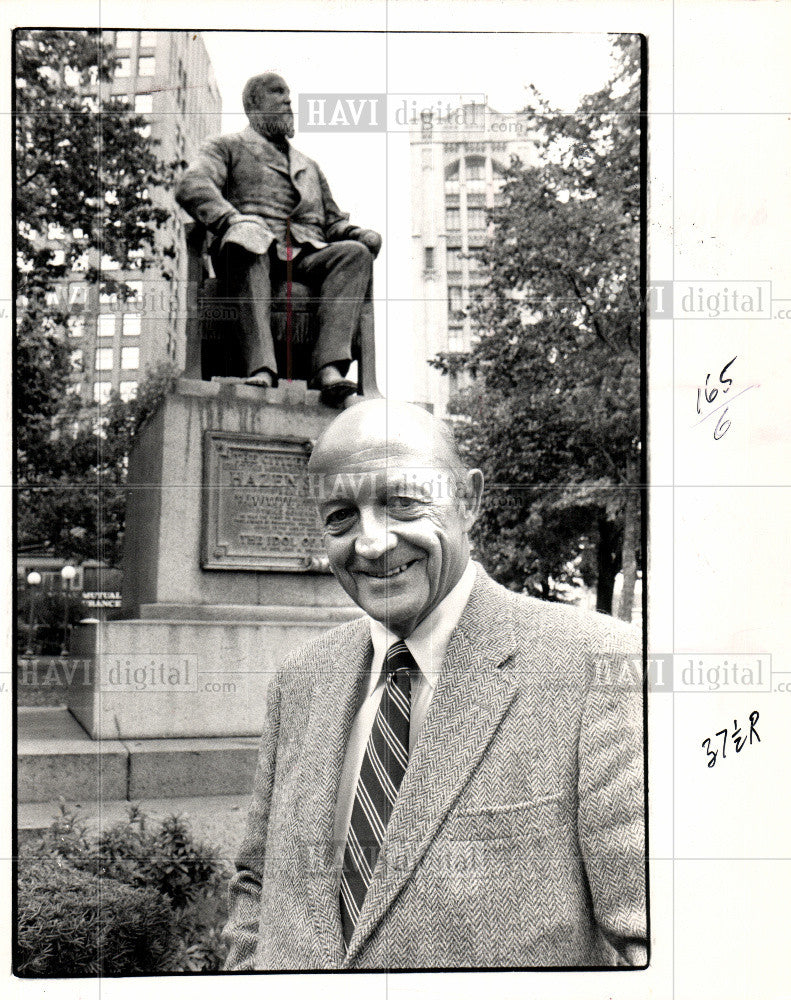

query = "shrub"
(24, 798), (92, 860)
(68, 807), (222, 907)
(16, 859), (175, 976)
(17, 803), (230, 974)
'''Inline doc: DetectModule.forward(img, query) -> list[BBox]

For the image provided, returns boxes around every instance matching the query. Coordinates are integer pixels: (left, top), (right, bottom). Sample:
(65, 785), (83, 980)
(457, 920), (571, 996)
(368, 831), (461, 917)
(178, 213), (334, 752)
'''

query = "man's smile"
(353, 558), (420, 580)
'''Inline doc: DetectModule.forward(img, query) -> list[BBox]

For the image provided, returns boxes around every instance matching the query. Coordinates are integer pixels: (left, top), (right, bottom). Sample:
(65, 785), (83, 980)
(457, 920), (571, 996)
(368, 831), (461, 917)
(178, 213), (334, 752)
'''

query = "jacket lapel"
(240, 127), (311, 219)
(343, 568), (519, 967)
(240, 125), (292, 178)
(288, 146), (311, 216)
(301, 618), (371, 967)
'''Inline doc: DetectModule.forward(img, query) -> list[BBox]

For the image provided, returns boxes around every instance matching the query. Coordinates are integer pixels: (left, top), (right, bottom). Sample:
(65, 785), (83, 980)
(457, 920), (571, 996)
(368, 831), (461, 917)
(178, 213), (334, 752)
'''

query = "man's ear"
(459, 468), (484, 529)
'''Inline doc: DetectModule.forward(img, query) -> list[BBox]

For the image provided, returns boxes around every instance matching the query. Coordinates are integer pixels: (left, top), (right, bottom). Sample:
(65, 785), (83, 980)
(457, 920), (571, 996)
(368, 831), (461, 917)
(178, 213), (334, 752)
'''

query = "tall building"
(62, 31), (221, 405)
(410, 104), (538, 413)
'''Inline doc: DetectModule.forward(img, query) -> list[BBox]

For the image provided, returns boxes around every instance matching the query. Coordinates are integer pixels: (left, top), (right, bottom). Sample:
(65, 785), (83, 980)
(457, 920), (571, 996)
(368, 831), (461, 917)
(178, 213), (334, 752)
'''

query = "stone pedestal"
(68, 378), (359, 740)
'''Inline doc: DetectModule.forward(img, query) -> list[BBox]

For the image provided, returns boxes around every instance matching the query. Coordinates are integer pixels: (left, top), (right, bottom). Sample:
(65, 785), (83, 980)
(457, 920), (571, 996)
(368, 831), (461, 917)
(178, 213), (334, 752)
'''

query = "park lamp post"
(60, 565), (77, 656)
(25, 571), (42, 656)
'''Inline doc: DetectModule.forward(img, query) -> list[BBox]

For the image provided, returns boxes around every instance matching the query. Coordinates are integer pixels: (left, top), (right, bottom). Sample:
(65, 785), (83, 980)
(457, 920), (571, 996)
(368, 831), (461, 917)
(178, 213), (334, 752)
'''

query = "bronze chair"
(182, 222), (379, 395)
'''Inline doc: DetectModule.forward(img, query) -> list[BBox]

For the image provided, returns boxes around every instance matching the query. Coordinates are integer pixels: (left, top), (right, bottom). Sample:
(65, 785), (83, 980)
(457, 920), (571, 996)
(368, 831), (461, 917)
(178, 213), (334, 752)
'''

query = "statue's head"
(242, 72), (294, 140)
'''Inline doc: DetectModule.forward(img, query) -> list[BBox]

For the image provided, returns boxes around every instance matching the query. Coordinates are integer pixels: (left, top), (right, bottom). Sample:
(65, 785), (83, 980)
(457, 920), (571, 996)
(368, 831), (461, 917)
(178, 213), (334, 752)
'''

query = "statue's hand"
(221, 214), (273, 255)
(355, 229), (382, 258)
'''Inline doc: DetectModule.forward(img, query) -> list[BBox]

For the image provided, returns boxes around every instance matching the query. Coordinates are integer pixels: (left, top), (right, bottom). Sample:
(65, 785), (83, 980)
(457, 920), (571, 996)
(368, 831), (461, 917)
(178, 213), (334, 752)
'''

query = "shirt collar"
(367, 559), (477, 694)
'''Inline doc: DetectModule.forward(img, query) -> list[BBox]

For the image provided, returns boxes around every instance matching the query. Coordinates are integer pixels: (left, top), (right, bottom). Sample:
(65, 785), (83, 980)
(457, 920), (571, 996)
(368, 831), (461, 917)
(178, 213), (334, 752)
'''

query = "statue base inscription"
(202, 431), (329, 572)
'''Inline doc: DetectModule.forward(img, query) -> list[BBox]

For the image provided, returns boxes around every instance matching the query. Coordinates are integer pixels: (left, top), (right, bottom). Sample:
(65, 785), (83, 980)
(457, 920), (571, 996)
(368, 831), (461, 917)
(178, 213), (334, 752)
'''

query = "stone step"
(17, 707), (260, 803)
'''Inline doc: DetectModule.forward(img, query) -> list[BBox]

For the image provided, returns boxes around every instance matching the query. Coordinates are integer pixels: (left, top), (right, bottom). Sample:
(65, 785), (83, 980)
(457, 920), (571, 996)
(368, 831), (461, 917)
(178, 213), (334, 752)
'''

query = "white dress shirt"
(332, 559), (478, 855)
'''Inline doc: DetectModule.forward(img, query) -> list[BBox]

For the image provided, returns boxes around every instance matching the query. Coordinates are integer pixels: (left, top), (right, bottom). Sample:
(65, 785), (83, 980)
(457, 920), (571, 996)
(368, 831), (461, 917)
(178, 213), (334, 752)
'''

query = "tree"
(436, 36), (642, 618)
(15, 29), (178, 562)
(16, 364), (179, 565)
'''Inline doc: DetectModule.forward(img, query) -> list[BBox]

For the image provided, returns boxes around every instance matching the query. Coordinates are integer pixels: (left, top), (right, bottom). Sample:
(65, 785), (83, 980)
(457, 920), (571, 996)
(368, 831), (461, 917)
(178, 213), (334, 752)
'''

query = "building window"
(70, 349), (83, 371)
(448, 286), (465, 318)
(101, 255), (120, 271)
(424, 247), (435, 273)
(68, 317), (85, 338)
(124, 281), (143, 303)
(447, 329), (466, 353)
(97, 314), (116, 338)
(446, 249), (463, 273)
(136, 122), (152, 139)
(465, 159), (486, 181)
(93, 382), (112, 405)
(121, 346), (139, 370)
(119, 381), (138, 402)
(115, 57), (131, 78)
(115, 30), (136, 50)
(122, 313), (141, 336)
(467, 208), (488, 231)
(467, 252), (486, 274)
(95, 347), (114, 371)
(139, 31), (158, 49)
(445, 208), (460, 231)
(134, 93), (153, 114)
(138, 56), (156, 77)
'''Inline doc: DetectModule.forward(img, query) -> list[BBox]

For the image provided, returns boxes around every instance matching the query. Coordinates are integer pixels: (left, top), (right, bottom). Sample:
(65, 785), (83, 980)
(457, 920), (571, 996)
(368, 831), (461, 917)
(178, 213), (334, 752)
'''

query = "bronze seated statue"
(182, 222), (379, 399)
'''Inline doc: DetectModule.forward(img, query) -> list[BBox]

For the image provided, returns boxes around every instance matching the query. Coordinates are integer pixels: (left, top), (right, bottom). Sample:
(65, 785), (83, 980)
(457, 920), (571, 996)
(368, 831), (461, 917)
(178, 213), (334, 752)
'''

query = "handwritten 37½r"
(701, 710), (760, 767)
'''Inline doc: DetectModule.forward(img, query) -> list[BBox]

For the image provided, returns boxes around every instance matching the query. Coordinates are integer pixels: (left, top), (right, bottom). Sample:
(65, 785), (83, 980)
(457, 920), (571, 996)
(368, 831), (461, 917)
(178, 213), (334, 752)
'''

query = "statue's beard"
(249, 109), (295, 140)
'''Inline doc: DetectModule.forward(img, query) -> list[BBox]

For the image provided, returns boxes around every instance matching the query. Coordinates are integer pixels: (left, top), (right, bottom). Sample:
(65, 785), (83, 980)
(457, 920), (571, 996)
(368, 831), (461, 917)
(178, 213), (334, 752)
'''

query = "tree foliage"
(17, 364), (179, 565)
(437, 36), (642, 616)
(15, 30), (178, 563)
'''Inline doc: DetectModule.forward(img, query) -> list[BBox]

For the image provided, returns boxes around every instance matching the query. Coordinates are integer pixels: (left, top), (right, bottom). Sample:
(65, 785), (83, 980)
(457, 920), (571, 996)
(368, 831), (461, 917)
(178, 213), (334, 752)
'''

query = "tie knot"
(385, 640), (414, 677)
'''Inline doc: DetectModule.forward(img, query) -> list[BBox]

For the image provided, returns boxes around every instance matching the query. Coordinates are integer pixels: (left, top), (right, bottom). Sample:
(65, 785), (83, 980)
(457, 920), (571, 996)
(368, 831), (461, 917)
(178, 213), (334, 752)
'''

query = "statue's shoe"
(318, 378), (357, 408)
(310, 366), (357, 407)
(244, 371), (276, 388)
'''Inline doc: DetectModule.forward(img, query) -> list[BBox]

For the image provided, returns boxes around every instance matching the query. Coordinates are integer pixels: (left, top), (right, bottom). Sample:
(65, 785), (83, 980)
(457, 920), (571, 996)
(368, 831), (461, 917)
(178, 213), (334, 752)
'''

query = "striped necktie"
(339, 640), (414, 945)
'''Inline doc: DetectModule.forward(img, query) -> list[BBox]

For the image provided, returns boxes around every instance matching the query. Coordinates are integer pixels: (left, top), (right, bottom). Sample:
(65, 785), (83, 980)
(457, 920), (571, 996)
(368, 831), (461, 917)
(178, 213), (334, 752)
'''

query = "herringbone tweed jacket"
(224, 565), (647, 970)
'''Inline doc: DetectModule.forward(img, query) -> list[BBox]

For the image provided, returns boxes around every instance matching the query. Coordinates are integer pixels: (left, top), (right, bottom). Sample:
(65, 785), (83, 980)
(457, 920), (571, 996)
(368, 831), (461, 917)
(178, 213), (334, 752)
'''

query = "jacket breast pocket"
(440, 793), (574, 847)
(419, 794), (580, 893)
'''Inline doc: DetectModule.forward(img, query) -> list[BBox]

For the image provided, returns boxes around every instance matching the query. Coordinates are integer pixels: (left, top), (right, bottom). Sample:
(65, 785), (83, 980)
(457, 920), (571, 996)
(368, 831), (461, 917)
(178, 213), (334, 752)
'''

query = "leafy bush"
(16, 859), (174, 976)
(24, 798), (92, 860)
(70, 806), (220, 907)
(17, 803), (230, 974)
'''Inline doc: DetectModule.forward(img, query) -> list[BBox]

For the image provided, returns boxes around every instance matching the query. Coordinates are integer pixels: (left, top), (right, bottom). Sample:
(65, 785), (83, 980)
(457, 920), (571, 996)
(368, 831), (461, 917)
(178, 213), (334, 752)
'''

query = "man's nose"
(355, 511), (397, 560)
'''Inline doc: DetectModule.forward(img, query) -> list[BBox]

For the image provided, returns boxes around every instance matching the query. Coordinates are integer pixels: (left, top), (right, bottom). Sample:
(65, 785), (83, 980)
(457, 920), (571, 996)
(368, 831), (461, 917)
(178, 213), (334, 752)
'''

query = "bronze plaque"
(201, 431), (328, 572)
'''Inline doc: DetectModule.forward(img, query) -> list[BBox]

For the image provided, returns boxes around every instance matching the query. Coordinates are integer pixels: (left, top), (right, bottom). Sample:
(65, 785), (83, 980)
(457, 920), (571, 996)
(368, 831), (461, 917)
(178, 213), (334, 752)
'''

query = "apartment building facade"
(62, 30), (221, 405)
(409, 104), (538, 413)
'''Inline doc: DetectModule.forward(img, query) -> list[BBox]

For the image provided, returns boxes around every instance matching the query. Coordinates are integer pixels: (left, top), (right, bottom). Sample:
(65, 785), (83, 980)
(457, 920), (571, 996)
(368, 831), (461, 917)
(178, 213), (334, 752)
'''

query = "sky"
(199, 31), (617, 399)
(203, 31), (616, 130)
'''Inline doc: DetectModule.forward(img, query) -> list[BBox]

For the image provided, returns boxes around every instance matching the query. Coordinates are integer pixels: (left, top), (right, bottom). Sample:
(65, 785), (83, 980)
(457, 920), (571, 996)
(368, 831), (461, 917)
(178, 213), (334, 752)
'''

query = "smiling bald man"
(223, 400), (647, 971)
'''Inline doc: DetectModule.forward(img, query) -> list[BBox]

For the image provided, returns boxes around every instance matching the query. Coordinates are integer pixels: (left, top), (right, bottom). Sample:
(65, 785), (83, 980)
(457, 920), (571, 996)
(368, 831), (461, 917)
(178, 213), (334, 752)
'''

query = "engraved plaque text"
(202, 431), (328, 572)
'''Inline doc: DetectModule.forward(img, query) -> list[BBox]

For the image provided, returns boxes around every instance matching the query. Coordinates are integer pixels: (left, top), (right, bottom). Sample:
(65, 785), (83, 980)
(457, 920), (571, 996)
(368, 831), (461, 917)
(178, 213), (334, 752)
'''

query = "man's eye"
(325, 509), (353, 528)
(388, 495), (420, 511)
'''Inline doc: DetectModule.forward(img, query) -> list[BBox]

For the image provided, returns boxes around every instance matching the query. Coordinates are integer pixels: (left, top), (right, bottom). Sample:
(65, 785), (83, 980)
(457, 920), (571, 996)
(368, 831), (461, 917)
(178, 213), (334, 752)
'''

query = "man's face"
(247, 74), (294, 138)
(314, 444), (482, 637)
